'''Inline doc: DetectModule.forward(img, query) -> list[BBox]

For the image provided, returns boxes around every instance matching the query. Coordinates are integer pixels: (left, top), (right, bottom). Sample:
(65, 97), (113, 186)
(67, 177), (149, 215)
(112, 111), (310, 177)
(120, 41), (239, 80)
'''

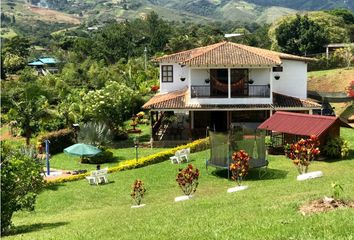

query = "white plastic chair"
(96, 168), (109, 184)
(179, 148), (190, 163)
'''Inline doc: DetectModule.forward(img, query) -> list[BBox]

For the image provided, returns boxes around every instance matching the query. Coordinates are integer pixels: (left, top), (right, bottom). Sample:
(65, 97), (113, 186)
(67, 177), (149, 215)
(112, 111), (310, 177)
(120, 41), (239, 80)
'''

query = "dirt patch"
(308, 68), (354, 93)
(300, 197), (354, 215)
(28, 6), (81, 25)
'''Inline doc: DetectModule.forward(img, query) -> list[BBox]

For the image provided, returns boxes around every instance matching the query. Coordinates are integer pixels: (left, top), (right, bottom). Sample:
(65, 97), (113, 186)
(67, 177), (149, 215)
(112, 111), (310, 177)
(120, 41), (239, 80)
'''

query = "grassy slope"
(308, 67), (354, 93)
(6, 128), (354, 240)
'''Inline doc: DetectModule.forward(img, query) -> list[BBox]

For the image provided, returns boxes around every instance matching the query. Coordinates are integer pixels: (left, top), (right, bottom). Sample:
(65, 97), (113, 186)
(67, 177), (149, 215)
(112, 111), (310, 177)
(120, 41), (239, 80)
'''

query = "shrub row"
(37, 128), (76, 154)
(46, 137), (210, 184)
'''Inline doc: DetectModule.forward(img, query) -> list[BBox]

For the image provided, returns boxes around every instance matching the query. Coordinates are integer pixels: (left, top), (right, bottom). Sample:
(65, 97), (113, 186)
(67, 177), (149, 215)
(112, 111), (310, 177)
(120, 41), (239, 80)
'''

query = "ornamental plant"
(130, 179), (146, 206)
(176, 164), (199, 196)
(229, 150), (250, 186)
(285, 135), (320, 174)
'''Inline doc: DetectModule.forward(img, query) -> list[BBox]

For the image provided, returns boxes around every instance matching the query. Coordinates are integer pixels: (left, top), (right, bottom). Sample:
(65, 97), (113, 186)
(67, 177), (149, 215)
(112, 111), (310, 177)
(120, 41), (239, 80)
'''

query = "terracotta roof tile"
(273, 92), (321, 109)
(143, 89), (321, 110)
(154, 42), (313, 66)
(142, 88), (187, 109)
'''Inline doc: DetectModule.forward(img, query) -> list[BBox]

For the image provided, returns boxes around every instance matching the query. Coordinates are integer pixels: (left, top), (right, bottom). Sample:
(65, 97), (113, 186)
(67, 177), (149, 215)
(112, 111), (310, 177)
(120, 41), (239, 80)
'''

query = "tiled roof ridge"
(154, 42), (226, 62)
(181, 41), (228, 64)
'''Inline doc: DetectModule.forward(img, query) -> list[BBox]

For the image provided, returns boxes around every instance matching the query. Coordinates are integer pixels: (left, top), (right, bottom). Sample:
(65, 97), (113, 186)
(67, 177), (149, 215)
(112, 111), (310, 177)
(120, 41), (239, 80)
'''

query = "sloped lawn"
(49, 147), (168, 171)
(6, 129), (354, 240)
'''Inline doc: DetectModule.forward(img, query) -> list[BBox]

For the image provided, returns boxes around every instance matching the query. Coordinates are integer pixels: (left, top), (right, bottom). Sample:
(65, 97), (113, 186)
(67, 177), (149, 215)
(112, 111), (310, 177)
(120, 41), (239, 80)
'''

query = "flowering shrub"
(131, 179), (146, 205)
(229, 150), (250, 186)
(176, 164), (199, 196)
(346, 80), (354, 98)
(285, 135), (320, 174)
(151, 85), (159, 92)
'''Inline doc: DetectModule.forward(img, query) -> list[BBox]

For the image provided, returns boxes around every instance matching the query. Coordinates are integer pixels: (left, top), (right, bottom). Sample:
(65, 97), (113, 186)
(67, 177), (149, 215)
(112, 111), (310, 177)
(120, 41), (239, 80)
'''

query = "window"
(272, 66), (283, 72)
(161, 65), (173, 82)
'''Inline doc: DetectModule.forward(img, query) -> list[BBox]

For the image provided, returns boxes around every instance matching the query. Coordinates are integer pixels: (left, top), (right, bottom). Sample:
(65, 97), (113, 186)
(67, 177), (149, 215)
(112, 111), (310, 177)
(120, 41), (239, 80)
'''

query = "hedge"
(37, 129), (76, 154)
(46, 137), (210, 184)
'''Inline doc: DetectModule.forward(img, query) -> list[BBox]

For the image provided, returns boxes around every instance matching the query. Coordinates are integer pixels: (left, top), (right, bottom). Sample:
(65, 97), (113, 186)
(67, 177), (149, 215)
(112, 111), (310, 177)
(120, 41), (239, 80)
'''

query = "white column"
(188, 68), (192, 100)
(309, 109), (313, 115)
(228, 68), (231, 98)
(269, 110), (273, 117)
(269, 68), (273, 101)
(326, 47), (329, 59)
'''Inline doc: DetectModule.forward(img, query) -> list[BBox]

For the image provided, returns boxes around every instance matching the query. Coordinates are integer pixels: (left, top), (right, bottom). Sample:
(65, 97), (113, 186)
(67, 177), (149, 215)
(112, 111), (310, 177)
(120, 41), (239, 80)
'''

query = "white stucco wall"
(190, 69), (210, 85)
(159, 63), (189, 93)
(249, 68), (270, 85)
(272, 60), (307, 99)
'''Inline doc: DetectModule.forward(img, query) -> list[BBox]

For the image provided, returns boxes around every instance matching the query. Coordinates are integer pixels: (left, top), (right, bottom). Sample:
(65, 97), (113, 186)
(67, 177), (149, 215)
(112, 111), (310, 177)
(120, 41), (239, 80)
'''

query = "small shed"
(257, 112), (352, 147)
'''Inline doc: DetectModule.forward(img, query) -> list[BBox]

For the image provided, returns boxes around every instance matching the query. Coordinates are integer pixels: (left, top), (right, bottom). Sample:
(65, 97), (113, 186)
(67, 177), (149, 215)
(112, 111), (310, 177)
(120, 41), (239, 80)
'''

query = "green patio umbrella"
(64, 143), (102, 157)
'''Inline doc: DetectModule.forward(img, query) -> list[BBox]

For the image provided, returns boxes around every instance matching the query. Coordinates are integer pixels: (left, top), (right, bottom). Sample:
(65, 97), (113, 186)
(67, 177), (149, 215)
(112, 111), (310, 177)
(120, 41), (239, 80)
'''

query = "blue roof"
(38, 57), (57, 64)
(28, 57), (58, 66)
(28, 61), (44, 66)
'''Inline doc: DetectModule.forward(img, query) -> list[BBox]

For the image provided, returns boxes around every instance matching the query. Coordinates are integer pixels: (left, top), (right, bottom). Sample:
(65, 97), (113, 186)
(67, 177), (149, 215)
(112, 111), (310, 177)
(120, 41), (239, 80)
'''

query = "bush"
(285, 136), (320, 174)
(1, 142), (44, 235)
(323, 137), (350, 158)
(37, 128), (76, 154)
(82, 150), (114, 164)
(131, 179), (146, 206)
(112, 128), (128, 141)
(176, 164), (199, 196)
(230, 150), (250, 186)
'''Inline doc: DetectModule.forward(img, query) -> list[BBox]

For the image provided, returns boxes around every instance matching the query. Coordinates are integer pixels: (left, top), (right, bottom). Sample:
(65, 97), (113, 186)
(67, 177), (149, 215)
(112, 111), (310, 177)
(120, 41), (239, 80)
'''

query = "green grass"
(308, 67), (351, 78)
(49, 147), (169, 171)
(5, 128), (354, 239)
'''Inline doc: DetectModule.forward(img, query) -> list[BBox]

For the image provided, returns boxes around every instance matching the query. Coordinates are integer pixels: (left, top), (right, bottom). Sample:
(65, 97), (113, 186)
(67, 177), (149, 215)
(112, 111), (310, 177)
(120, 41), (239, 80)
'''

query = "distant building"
(28, 57), (59, 75)
(324, 43), (354, 59)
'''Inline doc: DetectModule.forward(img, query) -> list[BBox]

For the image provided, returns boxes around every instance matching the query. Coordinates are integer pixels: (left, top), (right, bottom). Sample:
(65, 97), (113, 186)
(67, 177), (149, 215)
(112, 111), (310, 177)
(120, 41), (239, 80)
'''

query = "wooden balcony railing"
(191, 85), (270, 98)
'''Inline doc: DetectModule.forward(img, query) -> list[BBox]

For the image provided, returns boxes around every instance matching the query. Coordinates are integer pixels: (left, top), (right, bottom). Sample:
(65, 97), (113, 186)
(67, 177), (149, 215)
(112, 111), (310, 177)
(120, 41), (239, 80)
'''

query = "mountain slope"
(2, 0), (353, 35)
(246, 0), (353, 12)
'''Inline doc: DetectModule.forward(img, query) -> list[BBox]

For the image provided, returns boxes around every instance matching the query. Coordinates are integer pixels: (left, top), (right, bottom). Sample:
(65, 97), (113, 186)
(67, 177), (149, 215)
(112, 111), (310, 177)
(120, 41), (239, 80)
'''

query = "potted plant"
(285, 135), (322, 181)
(131, 179), (146, 208)
(175, 164), (199, 202)
(228, 150), (250, 192)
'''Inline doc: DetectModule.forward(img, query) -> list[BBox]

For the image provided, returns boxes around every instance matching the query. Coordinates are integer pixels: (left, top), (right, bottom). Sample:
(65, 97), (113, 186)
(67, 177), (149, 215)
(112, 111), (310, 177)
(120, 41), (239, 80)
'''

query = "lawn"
(5, 128), (354, 240)
(49, 147), (169, 171)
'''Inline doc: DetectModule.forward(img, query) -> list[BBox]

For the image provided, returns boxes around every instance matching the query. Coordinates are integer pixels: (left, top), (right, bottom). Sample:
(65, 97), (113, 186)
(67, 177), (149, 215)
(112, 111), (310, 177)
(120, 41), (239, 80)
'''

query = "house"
(258, 111), (352, 148)
(28, 57), (59, 75)
(143, 41), (322, 142)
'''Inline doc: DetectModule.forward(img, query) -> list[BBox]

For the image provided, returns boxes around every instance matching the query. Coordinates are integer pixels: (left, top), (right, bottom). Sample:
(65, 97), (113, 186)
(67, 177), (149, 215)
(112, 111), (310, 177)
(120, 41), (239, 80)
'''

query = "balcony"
(191, 85), (270, 98)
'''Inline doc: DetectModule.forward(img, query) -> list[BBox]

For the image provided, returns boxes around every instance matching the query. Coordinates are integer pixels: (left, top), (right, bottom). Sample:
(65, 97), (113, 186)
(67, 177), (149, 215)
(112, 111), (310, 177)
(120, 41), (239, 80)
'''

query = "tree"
(82, 81), (137, 128)
(3, 53), (27, 74)
(2, 36), (30, 58)
(10, 81), (49, 145)
(334, 46), (354, 69)
(275, 14), (329, 55)
(1, 142), (44, 235)
(146, 11), (171, 54)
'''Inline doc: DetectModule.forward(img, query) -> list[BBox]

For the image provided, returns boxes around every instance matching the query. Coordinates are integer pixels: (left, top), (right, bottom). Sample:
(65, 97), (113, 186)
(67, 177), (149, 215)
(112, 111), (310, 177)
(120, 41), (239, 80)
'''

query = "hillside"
(247, 0), (354, 12)
(308, 68), (354, 93)
(2, 0), (353, 39)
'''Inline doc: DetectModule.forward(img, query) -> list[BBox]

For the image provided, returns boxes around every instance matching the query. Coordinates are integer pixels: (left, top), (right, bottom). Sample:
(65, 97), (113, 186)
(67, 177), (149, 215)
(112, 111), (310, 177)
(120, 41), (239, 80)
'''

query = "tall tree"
(275, 14), (329, 55)
(146, 11), (171, 54)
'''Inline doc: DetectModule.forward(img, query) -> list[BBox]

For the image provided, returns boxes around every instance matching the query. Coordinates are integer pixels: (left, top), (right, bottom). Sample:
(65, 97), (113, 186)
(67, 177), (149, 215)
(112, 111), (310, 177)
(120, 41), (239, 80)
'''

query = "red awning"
(258, 111), (351, 137)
